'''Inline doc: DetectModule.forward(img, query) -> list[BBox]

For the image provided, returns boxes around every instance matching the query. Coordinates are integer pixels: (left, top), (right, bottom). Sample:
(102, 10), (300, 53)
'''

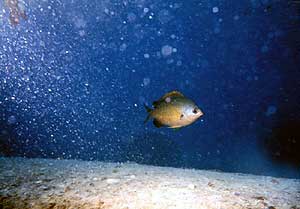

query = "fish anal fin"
(173, 127), (181, 131)
(153, 119), (164, 128)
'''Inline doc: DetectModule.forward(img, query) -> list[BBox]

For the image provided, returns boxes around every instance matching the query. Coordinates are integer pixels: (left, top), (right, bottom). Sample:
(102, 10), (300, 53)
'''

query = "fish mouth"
(195, 109), (204, 118)
(199, 110), (204, 116)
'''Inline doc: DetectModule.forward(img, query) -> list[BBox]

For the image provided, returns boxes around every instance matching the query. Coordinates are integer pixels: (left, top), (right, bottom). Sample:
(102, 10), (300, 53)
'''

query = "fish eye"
(193, 108), (198, 114)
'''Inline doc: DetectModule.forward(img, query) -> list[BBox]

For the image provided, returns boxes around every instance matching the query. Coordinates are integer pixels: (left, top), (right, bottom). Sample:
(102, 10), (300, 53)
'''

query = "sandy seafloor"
(0, 157), (299, 209)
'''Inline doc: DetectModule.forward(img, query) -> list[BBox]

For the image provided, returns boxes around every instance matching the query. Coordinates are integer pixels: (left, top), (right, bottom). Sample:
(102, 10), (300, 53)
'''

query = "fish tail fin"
(144, 103), (152, 113)
(144, 114), (151, 124)
(144, 103), (152, 124)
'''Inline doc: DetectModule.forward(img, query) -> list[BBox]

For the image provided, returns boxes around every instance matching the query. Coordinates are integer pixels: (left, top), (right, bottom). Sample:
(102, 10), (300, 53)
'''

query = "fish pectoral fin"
(180, 114), (184, 120)
(153, 119), (164, 128)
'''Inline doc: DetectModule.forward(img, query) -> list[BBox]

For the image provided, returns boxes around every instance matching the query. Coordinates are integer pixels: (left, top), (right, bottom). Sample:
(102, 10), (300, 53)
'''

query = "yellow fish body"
(144, 91), (203, 128)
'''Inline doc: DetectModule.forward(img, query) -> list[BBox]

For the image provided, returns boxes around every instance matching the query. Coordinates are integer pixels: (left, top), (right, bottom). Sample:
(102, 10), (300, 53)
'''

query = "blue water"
(0, 0), (299, 178)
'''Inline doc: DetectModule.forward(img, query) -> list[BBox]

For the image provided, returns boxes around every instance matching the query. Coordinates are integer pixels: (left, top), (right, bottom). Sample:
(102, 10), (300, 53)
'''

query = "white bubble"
(78, 30), (85, 36)
(212, 7), (219, 13)
(127, 13), (136, 22)
(39, 41), (45, 47)
(166, 59), (174, 64)
(233, 15), (240, 20)
(143, 8), (149, 13)
(7, 115), (17, 125)
(157, 9), (173, 24)
(144, 53), (150, 58)
(261, 45), (269, 53)
(143, 78), (150, 86)
(22, 75), (30, 81)
(120, 43), (127, 51)
(265, 105), (277, 116)
(176, 60), (182, 66)
(214, 27), (220, 34)
(74, 18), (87, 28)
(161, 45), (173, 56)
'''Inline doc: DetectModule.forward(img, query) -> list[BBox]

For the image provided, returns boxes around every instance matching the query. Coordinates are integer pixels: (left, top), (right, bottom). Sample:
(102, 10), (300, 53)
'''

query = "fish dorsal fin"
(153, 91), (184, 107)
(161, 91), (184, 100)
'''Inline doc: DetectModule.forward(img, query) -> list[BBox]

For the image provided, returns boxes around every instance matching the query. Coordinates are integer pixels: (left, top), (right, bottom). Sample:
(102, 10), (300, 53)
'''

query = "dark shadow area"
(0, 106), (28, 157)
(0, 121), (43, 158)
(260, 1), (300, 171)
(263, 120), (300, 167)
(123, 132), (182, 167)
(0, 125), (17, 156)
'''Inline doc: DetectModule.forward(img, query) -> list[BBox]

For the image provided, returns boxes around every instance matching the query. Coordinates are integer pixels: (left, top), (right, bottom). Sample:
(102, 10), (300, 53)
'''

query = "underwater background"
(0, 0), (299, 178)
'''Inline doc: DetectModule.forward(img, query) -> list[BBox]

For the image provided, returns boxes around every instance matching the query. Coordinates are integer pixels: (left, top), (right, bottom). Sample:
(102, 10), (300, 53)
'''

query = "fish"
(4, 0), (27, 25)
(144, 90), (203, 128)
